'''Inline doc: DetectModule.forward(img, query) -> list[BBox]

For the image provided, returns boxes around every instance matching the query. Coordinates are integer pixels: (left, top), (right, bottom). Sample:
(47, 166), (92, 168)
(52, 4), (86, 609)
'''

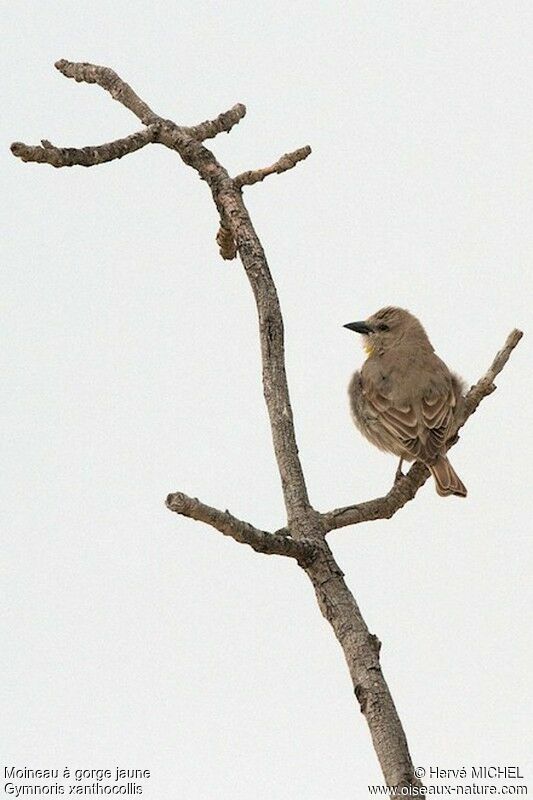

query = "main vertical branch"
(154, 128), (424, 793)
(153, 123), (312, 525)
(227, 203), (313, 523)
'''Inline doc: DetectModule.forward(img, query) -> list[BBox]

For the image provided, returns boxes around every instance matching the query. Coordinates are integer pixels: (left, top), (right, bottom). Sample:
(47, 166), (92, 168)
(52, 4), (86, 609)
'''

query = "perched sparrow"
(345, 306), (467, 497)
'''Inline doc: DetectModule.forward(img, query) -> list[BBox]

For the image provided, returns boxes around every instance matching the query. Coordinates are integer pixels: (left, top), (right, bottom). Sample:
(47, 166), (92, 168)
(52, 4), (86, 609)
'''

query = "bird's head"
(344, 306), (429, 355)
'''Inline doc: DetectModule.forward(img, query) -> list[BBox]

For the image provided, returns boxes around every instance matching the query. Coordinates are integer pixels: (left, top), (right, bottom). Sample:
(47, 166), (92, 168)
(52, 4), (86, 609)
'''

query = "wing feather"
(363, 386), (419, 458)
(363, 381), (455, 462)
(420, 388), (455, 459)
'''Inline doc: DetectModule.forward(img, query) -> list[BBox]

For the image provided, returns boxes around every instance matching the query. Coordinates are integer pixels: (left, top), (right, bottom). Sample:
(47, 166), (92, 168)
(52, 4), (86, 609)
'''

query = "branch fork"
(165, 491), (316, 565)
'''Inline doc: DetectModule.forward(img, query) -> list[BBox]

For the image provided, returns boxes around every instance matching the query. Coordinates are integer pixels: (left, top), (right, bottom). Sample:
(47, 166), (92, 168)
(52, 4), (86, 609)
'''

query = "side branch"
(459, 328), (524, 421)
(10, 127), (157, 168)
(187, 104), (247, 141)
(235, 145), (312, 188)
(322, 328), (523, 533)
(219, 144), (311, 263)
(55, 60), (246, 143)
(55, 59), (160, 125)
(166, 491), (316, 564)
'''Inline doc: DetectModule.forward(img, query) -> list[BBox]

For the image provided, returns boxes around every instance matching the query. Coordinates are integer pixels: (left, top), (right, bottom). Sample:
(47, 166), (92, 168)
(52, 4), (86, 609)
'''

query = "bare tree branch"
(215, 144), (312, 258)
(188, 103), (247, 141)
(234, 145), (312, 188)
(302, 542), (424, 792)
(460, 328), (523, 420)
(146, 132), (313, 524)
(166, 491), (316, 564)
(322, 328), (523, 533)
(213, 144), (312, 258)
(10, 127), (157, 168)
(55, 59), (160, 125)
(10, 60), (312, 523)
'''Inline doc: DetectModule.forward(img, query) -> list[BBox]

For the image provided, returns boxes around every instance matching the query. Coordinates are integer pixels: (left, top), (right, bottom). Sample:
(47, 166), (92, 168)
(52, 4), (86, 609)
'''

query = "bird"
(344, 306), (467, 497)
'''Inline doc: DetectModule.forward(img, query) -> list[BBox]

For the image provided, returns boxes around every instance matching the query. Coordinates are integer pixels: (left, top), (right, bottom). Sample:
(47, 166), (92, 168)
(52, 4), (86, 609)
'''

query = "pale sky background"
(2, 1), (532, 797)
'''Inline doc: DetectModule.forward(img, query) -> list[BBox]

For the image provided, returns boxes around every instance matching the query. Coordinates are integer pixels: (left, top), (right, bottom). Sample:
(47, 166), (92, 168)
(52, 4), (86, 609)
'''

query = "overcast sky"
(2, 1), (532, 797)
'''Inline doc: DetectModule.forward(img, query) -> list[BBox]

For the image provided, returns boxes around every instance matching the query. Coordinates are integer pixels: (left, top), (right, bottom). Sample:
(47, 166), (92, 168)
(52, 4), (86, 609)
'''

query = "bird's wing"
(420, 387), (456, 460)
(364, 383), (455, 461)
(363, 386), (423, 458)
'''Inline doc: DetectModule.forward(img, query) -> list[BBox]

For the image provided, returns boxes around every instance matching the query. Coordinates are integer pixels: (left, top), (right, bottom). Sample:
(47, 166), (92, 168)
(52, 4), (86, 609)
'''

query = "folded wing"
(364, 383), (455, 462)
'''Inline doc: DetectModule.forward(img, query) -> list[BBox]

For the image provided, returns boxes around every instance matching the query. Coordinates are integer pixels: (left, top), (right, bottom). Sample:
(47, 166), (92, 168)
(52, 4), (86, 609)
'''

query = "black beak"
(343, 321), (373, 335)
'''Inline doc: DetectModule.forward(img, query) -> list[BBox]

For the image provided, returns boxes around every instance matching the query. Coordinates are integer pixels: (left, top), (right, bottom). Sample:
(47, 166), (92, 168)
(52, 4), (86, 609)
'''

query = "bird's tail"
(429, 456), (467, 498)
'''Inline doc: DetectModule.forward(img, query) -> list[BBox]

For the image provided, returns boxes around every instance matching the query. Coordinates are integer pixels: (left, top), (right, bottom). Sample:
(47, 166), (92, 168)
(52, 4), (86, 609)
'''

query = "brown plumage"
(345, 306), (467, 497)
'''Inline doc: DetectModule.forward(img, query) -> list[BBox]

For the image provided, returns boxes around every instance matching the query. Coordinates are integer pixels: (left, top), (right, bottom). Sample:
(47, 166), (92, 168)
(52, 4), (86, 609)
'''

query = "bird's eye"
(377, 323), (390, 332)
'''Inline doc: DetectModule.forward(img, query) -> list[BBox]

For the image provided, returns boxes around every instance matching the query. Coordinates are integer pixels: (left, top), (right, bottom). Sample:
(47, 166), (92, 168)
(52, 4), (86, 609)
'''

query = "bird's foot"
(394, 458), (404, 483)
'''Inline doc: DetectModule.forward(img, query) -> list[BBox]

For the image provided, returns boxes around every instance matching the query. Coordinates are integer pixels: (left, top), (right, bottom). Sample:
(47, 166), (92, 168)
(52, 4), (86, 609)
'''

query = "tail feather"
(429, 456), (467, 498)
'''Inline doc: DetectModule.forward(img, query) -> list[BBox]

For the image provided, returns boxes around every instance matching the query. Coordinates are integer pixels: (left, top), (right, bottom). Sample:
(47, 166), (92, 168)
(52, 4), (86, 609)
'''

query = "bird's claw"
(394, 459), (404, 483)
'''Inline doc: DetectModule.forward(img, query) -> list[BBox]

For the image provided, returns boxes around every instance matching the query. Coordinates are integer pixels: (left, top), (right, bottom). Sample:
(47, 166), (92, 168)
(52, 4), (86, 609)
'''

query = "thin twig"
(460, 328), (523, 420)
(166, 491), (316, 564)
(188, 104), (247, 141)
(55, 59), (160, 125)
(235, 146), (312, 188)
(10, 127), (158, 168)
